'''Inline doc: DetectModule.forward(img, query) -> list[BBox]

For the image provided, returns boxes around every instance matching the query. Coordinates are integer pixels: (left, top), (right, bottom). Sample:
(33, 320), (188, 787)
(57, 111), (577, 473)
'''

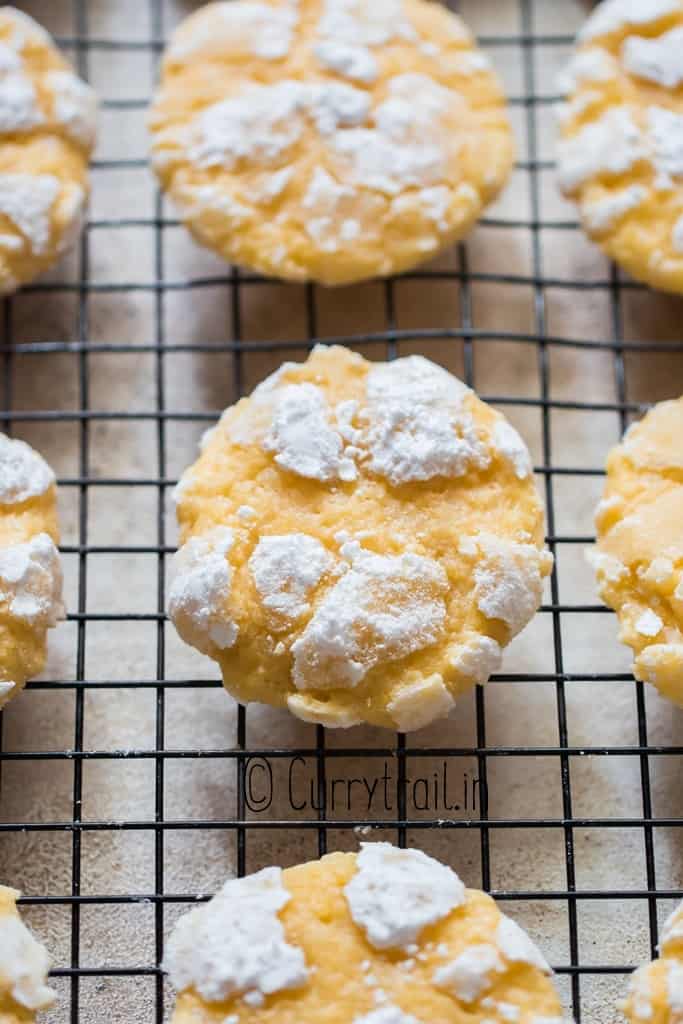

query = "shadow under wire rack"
(1, 1), (683, 1023)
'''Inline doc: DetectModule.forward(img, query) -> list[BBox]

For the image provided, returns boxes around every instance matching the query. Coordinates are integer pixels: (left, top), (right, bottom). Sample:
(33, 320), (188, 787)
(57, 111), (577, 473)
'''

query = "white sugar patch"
(673, 215), (683, 254)
(291, 545), (447, 690)
(354, 1007), (425, 1024)
(467, 533), (550, 637)
(249, 534), (332, 620)
(331, 73), (460, 195)
(168, 527), (238, 655)
(0, 907), (56, 1011)
(557, 106), (644, 191)
(450, 635), (502, 685)
(317, 0), (416, 49)
(0, 433), (54, 504)
(623, 26), (683, 88)
(581, 184), (647, 231)
(492, 419), (532, 479)
(434, 943), (504, 1002)
(647, 106), (683, 187)
(46, 70), (98, 148)
(579, 0), (680, 42)
(387, 675), (455, 732)
(263, 383), (358, 482)
(635, 609), (663, 637)
(189, 80), (369, 170)
(169, 2), (298, 62)
(0, 70), (42, 133)
(0, 534), (63, 628)
(556, 48), (616, 94)
(0, 174), (60, 255)
(361, 356), (488, 485)
(0, 680), (16, 700)
(164, 867), (308, 1003)
(314, 40), (379, 83)
(496, 915), (551, 973)
(345, 843), (465, 949)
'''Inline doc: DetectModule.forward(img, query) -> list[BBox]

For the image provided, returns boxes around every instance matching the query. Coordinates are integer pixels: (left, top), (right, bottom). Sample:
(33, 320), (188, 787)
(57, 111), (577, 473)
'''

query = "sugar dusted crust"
(623, 900), (683, 1023)
(148, 0), (513, 285)
(0, 885), (55, 1022)
(557, 0), (683, 295)
(0, 8), (97, 294)
(590, 397), (683, 707)
(170, 345), (551, 731)
(0, 431), (63, 711)
(166, 845), (564, 1024)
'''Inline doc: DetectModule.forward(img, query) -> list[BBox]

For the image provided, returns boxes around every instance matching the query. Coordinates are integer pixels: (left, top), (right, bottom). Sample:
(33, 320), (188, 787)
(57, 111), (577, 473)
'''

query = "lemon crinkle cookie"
(0, 7), (97, 294)
(169, 345), (551, 731)
(590, 397), (683, 707)
(0, 432), (63, 711)
(556, 0), (683, 294)
(148, 0), (514, 285)
(623, 900), (683, 1024)
(164, 843), (566, 1024)
(0, 886), (55, 1023)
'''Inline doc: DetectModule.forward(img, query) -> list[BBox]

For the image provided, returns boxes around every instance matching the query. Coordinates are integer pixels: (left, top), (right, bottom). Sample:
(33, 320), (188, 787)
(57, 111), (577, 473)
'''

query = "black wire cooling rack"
(1, 1), (683, 1022)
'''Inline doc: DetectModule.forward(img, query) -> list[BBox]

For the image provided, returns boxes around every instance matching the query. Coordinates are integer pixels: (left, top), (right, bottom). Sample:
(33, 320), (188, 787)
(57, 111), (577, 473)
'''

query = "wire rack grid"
(1, 1), (682, 1023)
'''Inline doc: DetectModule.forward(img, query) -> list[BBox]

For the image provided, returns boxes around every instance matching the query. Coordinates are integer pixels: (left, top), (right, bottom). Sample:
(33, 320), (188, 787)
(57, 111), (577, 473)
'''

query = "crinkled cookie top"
(170, 345), (551, 731)
(165, 845), (565, 1024)
(556, 0), (683, 294)
(148, 0), (513, 285)
(0, 7), (97, 294)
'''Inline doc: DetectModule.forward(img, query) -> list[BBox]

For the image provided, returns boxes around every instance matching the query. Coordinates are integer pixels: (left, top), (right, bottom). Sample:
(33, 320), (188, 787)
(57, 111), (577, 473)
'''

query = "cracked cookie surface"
(148, 0), (513, 285)
(0, 432), (63, 711)
(557, 0), (683, 294)
(590, 397), (683, 707)
(0, 7), (97, 294)
(0, 885), (55, 1024)
(169, 345), (551, 731)
(165, 844), (565, 1024)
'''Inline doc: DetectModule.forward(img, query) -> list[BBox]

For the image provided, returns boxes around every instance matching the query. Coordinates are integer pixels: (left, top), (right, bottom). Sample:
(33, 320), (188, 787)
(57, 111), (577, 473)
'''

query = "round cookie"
(164, 843), (565, 1024)
(169, 345), (552, 731)
(556, 0), (683, 294)
(0, 886), (55, 1023)
(148, 0), (514, 286)
(0, 432), (64, 711)
(0, 7), (97, 294)
(622, 900), (683, 1024)
(589, 397), (683, 707)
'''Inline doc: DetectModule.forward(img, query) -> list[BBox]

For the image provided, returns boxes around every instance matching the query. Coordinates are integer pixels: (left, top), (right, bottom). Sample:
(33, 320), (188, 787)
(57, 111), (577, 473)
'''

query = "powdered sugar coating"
(46, 69), (98, 148)
(434, 943), (504, 1002)
(168, 528), (238, 655)
(361, 356), (489, 485)
(578, 0), (681, 41)
(164, 867), (308, 1004)
(0, 174), (60, 255)
(556, 48), (617, 94)
(496, 917), (551, 974)
(0, 432), (54, 504)
(492, 419), (533, 479)
(0, 533), (64, 628)
(467, 533), (552, 637)
(557, 106), (643, 191)
(249, 534), (333, 621)
(150, 0), (513, 285)
(662, 900), (683, 947)
(291, 545), (448, 690)
(263, 383), (358, 482)
(0, 890), (56, 1011)
(354, 1007), (424, 1024)
(173, 346), (549, 730)
(580, 185), (647, 232)
(344, 843), (466, 949)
